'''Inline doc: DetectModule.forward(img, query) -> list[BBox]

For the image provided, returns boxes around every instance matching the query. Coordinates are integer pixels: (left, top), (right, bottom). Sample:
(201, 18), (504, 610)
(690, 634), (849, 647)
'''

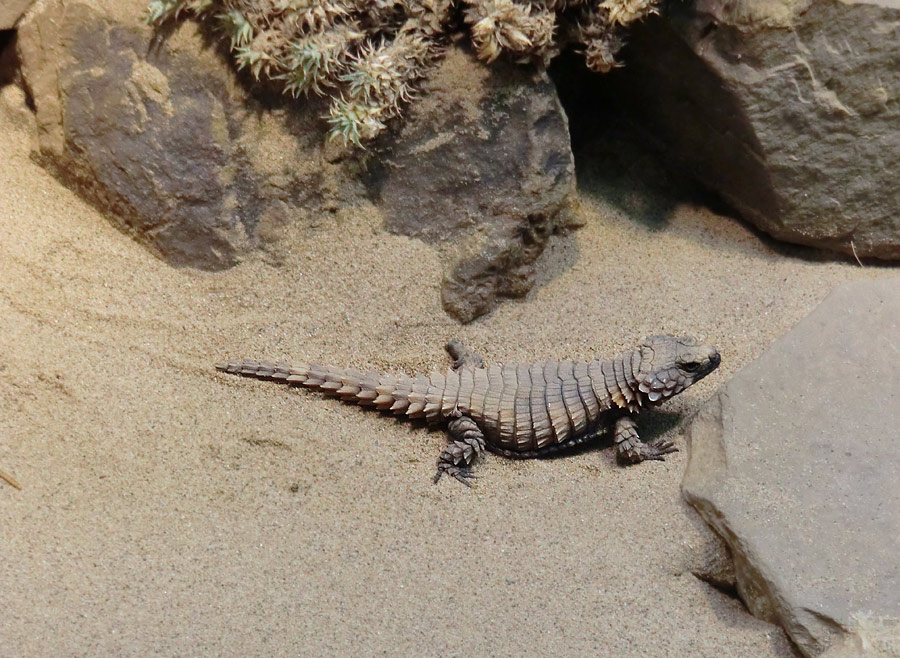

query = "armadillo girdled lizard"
(216, 335), (720, 485)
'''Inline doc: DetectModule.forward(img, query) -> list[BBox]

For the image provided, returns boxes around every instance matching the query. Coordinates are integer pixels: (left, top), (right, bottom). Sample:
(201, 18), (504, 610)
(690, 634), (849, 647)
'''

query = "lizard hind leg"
(434, 414), (486, 487)
(445, 339), (484, 371)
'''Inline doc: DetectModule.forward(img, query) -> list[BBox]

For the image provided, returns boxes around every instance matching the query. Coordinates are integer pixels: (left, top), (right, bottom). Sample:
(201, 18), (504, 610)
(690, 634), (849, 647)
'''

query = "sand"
(0, 83), (889, 657)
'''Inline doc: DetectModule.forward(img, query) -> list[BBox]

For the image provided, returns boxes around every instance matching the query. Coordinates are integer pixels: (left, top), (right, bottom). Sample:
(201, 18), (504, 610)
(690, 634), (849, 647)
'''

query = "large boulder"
(372, 46), (576, 323)
(600, 0), (900, 260)
(16, 0), (575, 321)
(16, 0), (356, 270)
(683, 276), (900, 657)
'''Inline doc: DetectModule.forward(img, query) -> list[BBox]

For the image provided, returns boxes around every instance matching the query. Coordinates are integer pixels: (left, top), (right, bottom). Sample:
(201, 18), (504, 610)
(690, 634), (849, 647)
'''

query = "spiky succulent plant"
(146, 0), (659, 146)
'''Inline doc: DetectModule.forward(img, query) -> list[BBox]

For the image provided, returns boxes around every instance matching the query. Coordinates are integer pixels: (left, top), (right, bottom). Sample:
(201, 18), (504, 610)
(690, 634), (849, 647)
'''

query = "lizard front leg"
(614, 415), (678, 464)
(434, 413), (486, 487)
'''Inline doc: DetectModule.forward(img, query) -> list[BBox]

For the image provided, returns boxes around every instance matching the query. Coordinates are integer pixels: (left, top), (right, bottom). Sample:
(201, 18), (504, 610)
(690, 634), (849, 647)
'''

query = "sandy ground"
(0, 83), (891, 657)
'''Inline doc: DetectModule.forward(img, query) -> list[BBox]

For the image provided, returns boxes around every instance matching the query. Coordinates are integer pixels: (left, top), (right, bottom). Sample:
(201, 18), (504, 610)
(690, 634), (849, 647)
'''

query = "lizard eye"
(681, 361), (702, 373)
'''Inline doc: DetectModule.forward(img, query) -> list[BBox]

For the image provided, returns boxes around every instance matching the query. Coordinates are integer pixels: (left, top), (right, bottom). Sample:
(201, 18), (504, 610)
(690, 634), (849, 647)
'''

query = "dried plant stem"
(0, 467), (21, 490)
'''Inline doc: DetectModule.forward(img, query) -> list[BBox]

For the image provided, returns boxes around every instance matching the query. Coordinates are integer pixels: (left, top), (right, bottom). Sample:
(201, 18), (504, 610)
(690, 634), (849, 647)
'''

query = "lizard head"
(634, 335), (720, 405)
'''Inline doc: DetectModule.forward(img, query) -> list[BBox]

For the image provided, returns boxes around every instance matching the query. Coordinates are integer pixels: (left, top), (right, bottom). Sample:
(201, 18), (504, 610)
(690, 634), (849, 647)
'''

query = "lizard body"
(216, 335), (720, 485)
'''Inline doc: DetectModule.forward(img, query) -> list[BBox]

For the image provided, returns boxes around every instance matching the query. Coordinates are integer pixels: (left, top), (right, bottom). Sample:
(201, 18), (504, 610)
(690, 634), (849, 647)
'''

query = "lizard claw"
(650, 439), (679, 456)
(619, 440), (678, 464)
(433, 464), (477, 487)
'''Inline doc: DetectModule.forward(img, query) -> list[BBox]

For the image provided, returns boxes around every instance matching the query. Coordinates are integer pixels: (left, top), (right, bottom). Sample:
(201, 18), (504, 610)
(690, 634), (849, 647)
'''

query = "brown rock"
(16, 2), (575, 321)
(16, 0), (354, 270)
(372, 46), (576, 323)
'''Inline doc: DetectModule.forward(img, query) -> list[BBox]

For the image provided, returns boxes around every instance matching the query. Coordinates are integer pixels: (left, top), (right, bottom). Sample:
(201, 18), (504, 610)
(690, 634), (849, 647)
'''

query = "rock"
(683, 276), (900, 657)
(16, 0), (355, 270)
(16, 1), (574, 319)
(0, 84), (35, 134)
(596, 2), (900, 260)
(0, 0), (34, 29)
(372, 46), (576, 323)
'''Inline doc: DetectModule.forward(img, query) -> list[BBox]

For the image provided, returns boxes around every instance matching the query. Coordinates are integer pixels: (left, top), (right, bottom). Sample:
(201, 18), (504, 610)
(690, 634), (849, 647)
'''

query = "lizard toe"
(640, 440), (679, 461)
(619, 440), (678, 464)
(434, 464), (476, 487)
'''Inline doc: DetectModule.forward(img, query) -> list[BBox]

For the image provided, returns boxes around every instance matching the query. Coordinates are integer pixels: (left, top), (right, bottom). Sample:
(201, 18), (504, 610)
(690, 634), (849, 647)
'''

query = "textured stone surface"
(17, 0), (353, 269)
(683, 276), (900, 657)
(602, 0), (900, 260)
(0, 0), (34, 29)
(15, 2), (575, 321)
(372, 46), (576, 323)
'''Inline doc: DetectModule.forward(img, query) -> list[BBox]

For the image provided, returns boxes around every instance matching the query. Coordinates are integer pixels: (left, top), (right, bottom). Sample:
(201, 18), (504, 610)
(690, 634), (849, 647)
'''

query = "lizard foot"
(618, 439), (679, 464)
(434, 415), (486, 486)
(433, 463), (477, 487)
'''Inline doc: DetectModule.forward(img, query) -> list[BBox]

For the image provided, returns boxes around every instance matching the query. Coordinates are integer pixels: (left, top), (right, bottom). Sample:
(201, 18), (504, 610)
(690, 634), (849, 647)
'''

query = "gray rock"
(683, 276), (900, 657)
(17, 0), (353, 270)
(0, 0), (33, 29)
(372, 46), (576, 323)
(605, 1), (900, 260)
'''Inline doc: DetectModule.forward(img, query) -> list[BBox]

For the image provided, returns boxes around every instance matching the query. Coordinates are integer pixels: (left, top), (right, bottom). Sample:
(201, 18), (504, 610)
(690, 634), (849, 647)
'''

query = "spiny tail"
(215, 358), (443, 419)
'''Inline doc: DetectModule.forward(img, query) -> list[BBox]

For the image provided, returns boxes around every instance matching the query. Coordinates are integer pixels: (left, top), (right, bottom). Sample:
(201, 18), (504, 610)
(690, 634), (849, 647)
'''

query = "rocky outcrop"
(0, 0), (34, 29)
(599, 0), (900, 260)
(15, 0), (575, 320)
(371, 46), (576, 323)
(683, 276), (900, 657)
(16, 0), (356, 270)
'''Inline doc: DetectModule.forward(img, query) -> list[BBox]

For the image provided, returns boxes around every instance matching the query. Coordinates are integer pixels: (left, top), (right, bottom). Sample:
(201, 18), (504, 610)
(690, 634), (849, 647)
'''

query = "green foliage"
(218, 8), (254, 49)
(146, 0), (185, 23)
(145, 0), (659, 147)
(146, 0), (214, 24)
(277, 24), (366, 97)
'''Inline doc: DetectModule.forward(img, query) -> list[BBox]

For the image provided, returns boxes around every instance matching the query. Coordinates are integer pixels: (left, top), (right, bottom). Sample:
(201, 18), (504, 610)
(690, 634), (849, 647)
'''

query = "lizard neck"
(594, 348), (642, 413)
(621, 347), (643, 412)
